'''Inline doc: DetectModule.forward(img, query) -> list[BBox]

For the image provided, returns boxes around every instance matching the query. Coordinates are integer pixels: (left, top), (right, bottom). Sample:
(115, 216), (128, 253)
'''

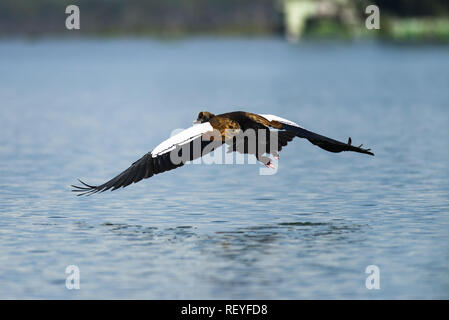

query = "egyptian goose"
(72, 111), (373, 195)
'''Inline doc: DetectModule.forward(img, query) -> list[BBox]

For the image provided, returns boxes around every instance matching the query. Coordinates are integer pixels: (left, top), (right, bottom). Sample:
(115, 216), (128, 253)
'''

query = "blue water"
(0, 37), (448, 299)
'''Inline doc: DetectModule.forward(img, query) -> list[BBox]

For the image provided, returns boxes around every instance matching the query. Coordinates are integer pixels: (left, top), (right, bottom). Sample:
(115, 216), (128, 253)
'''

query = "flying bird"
(72, 111), (373, 195)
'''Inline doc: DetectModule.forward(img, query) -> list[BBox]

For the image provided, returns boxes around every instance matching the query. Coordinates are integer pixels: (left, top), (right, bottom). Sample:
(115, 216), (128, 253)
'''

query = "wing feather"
(259, 114), (374, 156)
(72, 123), (221, 195)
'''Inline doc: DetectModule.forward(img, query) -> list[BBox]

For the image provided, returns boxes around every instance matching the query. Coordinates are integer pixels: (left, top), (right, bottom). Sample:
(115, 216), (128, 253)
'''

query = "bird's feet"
(258, 155), (277, 169)
(265, 161), (275, 169)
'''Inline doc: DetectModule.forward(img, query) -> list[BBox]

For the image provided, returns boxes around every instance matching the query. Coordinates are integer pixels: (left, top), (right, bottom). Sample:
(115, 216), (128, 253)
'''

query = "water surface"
(0, 38), (448, 299)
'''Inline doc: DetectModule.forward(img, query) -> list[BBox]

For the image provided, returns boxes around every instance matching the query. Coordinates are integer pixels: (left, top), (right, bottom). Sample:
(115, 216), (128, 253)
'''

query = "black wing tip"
(71, 179), (102, 196)
(353, 146), (374, 156)
(348, 137), (374, 156)
(358, 145), (374, 156)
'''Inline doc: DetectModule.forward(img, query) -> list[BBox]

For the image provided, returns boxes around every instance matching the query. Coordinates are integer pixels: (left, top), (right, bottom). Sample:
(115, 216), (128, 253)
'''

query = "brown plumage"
(72, 110), (373, 195)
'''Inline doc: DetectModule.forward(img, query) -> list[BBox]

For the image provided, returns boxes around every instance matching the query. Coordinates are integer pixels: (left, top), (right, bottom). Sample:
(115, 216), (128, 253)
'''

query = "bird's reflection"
(95, 219), (364, 254)
(73, 218), (364, 296)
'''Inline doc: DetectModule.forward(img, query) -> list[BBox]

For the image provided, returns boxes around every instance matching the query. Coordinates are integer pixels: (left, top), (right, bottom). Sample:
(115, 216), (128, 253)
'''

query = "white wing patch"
(151, 122), (214, 157)
(259, 114), (302, 128)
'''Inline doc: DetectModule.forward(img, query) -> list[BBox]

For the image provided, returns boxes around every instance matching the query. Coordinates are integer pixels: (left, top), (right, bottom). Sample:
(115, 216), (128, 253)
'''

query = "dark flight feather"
(280, 123), (374, 156)
(71, 137), (220, 196)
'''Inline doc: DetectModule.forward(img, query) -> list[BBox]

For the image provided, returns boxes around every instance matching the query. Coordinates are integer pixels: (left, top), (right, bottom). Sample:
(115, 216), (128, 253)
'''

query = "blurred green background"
(1, 0), (449, 42)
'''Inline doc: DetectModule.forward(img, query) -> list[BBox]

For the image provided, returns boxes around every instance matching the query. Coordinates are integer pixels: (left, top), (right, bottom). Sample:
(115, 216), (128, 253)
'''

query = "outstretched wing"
(72, 123), (222, 195)
(260, 114), (374, 156)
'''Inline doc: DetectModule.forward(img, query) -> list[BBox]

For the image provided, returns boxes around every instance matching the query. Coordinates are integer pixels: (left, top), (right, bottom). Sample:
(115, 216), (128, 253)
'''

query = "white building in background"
(279, 0), (360, 42)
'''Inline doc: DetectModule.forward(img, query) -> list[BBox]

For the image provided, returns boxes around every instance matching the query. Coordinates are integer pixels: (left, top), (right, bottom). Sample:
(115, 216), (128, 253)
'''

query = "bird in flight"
(72, 111), (373, 196)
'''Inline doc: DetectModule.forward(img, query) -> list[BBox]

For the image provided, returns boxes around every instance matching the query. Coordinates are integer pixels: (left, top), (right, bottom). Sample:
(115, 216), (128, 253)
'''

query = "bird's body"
(72, 111), (373, 195)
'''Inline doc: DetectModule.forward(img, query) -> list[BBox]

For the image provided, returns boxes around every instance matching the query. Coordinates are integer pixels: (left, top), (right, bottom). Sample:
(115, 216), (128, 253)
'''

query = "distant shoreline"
(2, 32), (449, 46)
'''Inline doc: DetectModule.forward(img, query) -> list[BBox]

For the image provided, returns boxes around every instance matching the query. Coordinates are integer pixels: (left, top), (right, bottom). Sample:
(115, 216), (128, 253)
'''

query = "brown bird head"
(194, 111), (215, 124)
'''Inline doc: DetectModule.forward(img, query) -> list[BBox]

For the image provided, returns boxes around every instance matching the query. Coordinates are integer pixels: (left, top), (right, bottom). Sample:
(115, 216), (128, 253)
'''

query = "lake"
(0, 37), (448, 299)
